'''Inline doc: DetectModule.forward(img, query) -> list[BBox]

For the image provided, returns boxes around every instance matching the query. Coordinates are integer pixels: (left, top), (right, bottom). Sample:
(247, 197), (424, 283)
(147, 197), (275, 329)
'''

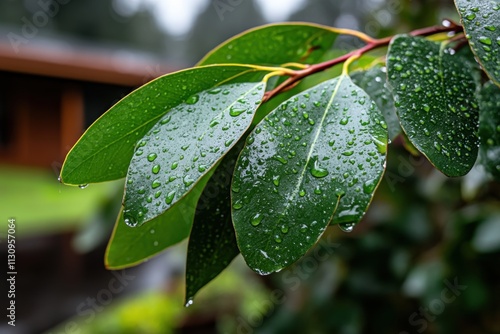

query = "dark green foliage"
(185, 144), (243, 304)
(60, 14), (500, 302)
(232, 75), (387, 274)
(387, 35), (479, 176)
(455, 0), (500, 86)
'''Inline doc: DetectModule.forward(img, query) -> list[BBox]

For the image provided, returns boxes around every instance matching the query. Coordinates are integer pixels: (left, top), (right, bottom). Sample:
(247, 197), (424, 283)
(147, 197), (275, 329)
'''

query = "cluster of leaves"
(60, 0), (500, 304)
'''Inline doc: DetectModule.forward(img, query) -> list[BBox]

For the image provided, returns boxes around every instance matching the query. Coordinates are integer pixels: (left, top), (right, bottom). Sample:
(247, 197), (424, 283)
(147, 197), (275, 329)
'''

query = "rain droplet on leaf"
(338, 222), (355, 233)
(186, 94), (199, 105)
(310, 159), (329, 178)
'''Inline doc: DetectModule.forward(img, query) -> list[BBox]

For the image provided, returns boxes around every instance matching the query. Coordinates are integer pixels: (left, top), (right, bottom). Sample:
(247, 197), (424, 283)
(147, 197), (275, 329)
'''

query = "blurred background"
(0, 0), (499, 333)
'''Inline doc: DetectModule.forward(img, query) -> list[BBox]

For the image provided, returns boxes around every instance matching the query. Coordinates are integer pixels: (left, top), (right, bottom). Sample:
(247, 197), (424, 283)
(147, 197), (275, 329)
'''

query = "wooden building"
(0, 41), (171, 169)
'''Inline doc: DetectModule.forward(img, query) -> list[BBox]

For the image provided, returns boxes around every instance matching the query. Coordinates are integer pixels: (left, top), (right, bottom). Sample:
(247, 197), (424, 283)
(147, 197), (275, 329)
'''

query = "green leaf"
(185, 144), (242, 304)
(105, 174), (211, 269)
(198, 23), (338, 66)
(123, 82), (266, 226)
(351, 65), (402, 140)
(387, 35), (479, 177)
(60, 65), (269, 185)
(232, 75), (388, 275)
(455, 0), (500, 86)
(478, 82), (500, 179)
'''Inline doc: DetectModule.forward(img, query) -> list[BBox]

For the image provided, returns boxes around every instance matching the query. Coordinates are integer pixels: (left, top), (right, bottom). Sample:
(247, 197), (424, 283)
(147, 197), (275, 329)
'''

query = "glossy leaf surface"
(60, 65), (268, 185)
(387, 35), (479, 177)
(455, 0), (500, 86)
(198, 23), (338, 66)
(232, 75), (387, 275)
(105, 175), (210, 269)
(123, 82), (266, 226)
(479, 82), (500, 178)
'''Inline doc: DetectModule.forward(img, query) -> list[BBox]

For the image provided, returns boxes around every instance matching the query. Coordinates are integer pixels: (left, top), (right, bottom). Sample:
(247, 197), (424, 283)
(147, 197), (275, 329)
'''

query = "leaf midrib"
(267, 76), (344, 256)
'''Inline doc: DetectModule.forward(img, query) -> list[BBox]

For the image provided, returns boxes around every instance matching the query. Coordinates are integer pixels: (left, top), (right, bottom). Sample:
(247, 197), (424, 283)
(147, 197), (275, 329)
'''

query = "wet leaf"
(123, 82), (266, 226)
(351, 65), (402, 140)
(455, 0), (500, 86)
(105, 174), (211, 269)
(198, 23), (338, 66)
(60, 65), (269, 185)
(232, 75), (387, 274)
(387, 35), (479, 177)
(478, 82), (500, 179)
(185, 144), (242, 303)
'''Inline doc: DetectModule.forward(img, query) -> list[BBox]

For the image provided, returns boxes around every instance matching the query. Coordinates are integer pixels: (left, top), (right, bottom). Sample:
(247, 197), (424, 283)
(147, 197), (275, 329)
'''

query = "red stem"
(262, 23), (463, 103)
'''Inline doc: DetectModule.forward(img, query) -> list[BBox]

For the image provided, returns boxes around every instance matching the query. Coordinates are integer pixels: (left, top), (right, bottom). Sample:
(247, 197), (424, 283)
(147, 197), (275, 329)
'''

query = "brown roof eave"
(0, 42), (174, 86)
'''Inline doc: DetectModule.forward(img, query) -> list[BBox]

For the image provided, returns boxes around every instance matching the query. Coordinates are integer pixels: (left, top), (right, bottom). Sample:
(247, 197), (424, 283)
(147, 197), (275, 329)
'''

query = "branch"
(262, 22), (463, 103)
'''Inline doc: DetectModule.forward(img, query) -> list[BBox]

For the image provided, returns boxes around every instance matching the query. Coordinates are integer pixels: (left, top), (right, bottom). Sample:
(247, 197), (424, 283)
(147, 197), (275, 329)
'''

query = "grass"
(0, 165), (122, 237)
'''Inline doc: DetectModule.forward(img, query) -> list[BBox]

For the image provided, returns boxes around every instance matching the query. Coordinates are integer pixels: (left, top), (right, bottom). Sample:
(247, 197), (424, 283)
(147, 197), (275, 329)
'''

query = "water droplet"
(186, 94), (199, 105)
(229, 106), (245, 117)
(274, 155), (288, 164)
(183, 175), (194, 187)
(171, 162), (179, 170)
(251, 213), (262, 226)
(208, 88), (222, 94)
(185, 299), (194, 308)
(274, 235), (282, 243)
(363, 179), (377, 194)
(342, 150), (354, 156)
(165, 191), (176, 204)
(198, 165), (207, 172)
(149, 179), (161, 189)
(78, 184), (89, 189)
(394, 63), (403, 71)
(310, 159), (329, 178)
(124, 215), (137, 227)
(209, 119), (220, 127)
(338, 222), (355, 233)
(299, 189), (306, 197)
(372, 136), (387, 154)
(233, 201), (243, 210)
(465, 13), (476, 20)
(272, 175), (281, 187)
(152, 165), (160, 174)
(479, 36), (492, 45)
(147, 153), (157, 162)
(160, 116), (171, 125)
(340, 117), (349, 125)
